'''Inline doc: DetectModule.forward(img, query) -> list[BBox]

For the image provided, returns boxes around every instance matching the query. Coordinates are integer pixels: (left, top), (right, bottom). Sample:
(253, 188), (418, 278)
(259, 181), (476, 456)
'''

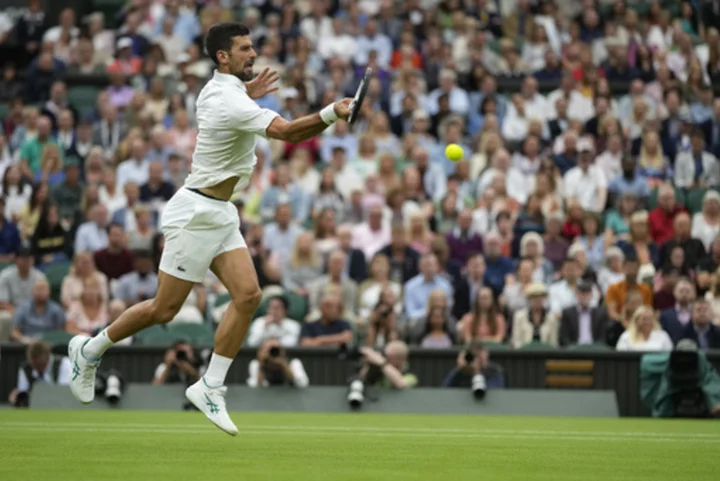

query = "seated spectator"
(8, 341), (71, 407)
(312, 207), (340, 260)
(60, 251), (109, 308)
(616, 306), (673, 351)
(604, 192), (639, 242)
(445, 208), (483, 265)
(562, 142), (607, 214)
(453, 254), (487, 320)
(262, 203), (302, 271)
(653, 267), (680, 311)
(356, 254), (402, 321)
(35, 144), (64, 186)
(501, 258), (534, 315)
(403, 253), (454, 326)
(358, 341), (418, 389)
(352, 203), (391, 262)
(458, 287), (506, 344)
(169, 283), (206, 325)
(282, 232), (323, 297)
(520, 232), (553, 284)
(111, 182), (142, 230)
(562, 199), (584, 241)
(406, 213), (433, 255)
(30, 203), (69, 266)
(659, 212), (706, 271)
(309, 249), (357, 316)
(607, 290), (646, 346)
(598, 247), (625, 295)
(575, 213), (606, 273)
(441, 341), (505, 389)
(680, 298), (720, 349)
(673, 128), (720, 189)
(648, 183), (686, 246)
(559, 282), (610, 346)
(74, 204), (109, 253)
(99, 168), (127, 215)
(617, 210), (659, 268)
(18, 182), (50, 240)
(659, 279), (697, 344)
(365, 286), (400, 348)
(549, 257), (597, 315)
(692, 190), (720, 252)
(299, 292), (353, 347)
(65, 276), (108, 335)
(336, 224), (367, 284)
(0, 249), (47, 342)
(127, 205), (156, 251)
(114, 250), (158, 306)
(140, 160), (175, 206)
(1, 165), (32, 221)
(10, 279), (66, 343)
(93, 223), (135, 281)
(376, 222), (420, 284)
(0, 197), (21, 261)
(483, 232), (513, 296)
(420, 306), (454, 349)
(152, 341), (203, 386)
(543, 213), (570, 271)
(247, 338), (309, 388)
(512, 283), (559, 348)
(246, 295), (301, 347)
(605, 256), (654, 321)
(259, 164), (308, 224)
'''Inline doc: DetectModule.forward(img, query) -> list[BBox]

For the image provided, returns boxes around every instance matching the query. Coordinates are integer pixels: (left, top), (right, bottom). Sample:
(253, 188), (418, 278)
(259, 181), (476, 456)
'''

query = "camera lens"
(464, 351), (474, 363)
(269, 346), (281, 357)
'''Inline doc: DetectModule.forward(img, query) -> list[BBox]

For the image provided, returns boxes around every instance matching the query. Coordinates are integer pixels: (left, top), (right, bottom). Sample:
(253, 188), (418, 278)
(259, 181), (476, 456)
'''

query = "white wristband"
(320, 103), (339, 125)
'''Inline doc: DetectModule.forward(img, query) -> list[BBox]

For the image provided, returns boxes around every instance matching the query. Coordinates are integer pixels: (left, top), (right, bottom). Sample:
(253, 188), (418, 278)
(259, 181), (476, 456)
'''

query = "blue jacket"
(659, 308), (689, 345)
(679, 322), (720, 350)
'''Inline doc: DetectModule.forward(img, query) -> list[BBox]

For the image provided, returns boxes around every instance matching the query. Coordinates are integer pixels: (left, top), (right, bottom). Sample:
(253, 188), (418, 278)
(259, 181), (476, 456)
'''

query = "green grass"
(0, 411), (718, 480)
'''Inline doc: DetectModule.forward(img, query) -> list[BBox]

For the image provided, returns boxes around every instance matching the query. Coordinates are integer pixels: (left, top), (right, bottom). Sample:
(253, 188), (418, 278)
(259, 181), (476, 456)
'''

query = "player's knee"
(232, 286), (262, 313)
(148, 301), (181, 324)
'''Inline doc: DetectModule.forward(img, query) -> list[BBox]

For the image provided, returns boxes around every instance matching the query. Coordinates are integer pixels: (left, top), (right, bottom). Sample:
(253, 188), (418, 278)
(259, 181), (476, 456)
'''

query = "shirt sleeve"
(56, 357), (72, 385)
(17, 366), (30, 393)
(290, 359), (309, 388)
(246, 359), (260, 388)
(226, 94), (279, 138)
(0, 275), (10, 303)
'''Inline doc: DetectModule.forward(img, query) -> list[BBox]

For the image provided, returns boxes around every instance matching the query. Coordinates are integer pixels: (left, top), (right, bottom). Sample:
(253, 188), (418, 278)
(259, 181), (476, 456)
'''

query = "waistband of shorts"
(184, 187), (227, 202)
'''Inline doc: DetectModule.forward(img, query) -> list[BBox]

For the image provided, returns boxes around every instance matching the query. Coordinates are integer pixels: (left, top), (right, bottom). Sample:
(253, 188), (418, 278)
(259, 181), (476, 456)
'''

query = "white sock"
(204, 353), (233, 387)
(82, 329), (115, 359)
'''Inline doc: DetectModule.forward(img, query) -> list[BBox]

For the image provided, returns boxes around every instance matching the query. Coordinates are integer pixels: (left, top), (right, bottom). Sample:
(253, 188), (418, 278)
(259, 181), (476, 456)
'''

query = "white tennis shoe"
(185, 378), (238, 436)
(68, 335), (100, 404)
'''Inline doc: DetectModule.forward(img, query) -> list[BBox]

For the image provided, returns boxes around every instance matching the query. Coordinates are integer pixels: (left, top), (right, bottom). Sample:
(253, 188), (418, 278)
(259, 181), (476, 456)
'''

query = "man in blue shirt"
(681, 299), (720, 349)
(483, 233), (514, 296)
(10, 279), (66, 343)
(403, 253), (454, 323)
(299, 292), (353, 347)
(608, 156), (651, 202)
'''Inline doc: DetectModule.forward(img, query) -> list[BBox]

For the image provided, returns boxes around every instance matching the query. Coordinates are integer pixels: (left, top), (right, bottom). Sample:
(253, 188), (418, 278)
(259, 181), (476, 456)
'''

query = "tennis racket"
(348, 67), (373, 126)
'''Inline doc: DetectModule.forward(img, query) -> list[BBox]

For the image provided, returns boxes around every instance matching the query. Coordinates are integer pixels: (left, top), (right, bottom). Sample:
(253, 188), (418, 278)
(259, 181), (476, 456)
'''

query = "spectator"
(110, 182), (142, 230)
(0, 248), (46, 342)
(247, 338), (309, 388)
(1, 165), (32, 221)
(116, 139), (150, 190)
(93, 223), (135, 281)
(51, 156), (83, 225)
(114, 250), (158, 306)
(691, 190), (720, 251)
(441, 341), (505, 388)
(335, 224), (367, 284)
(19, 116), (57, 177)
(654, 267), (681, 312)
(445, 208), (483, 265)
(680, 298), (720, 349)
(17, 182), (50, 240)
(246, 296), (301, 348)
(65, 276), (108, 336)
(559, 281), (610, 346)
(9, 341), (71, 407)
(659, 278), (697, 344)
(562, 142), (607, 214)
(352, 204), (391, 262)
(575, 213), (606, 273)
(10, 278), (65, 343)
(299, 292), (353, 347)
(502, 258), (535, 315)
(127, 205), (156, 251)
(616, 306), (673, 351)
(674, 128), (720, 189)
(259, 164), (308, 224)
(419, 306), (454, 349)
(309, 249), (357, 314)
(262, 203), (302, 270)
(659, 212), (707, 271)
(60, 251), (109, 308)
(511, 282), (559, 348)
(617, 210), (660, 268)
(403, 253), (454, 324)
(543, 214), (570, 271)
(140, 161), (175, 205)
(0, 197), (21, 261)
(74, 204), (109, 253)
(152, 341), (202, 386)
(282, 232), (322, 297)
(598, 247), (626, 295)
(358, 341), (418, 389)
(605, 256), (654, 321)
(549, 257), (588, 315)
(483, 232), (513, 296)
(458, 286), (506, 344)
(357, 254), (402, 321)
(376, 222), (420, 285)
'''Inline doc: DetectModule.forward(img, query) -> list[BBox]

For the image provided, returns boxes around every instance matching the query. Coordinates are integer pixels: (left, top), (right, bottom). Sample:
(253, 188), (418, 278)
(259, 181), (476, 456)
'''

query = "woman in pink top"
(66, 276), (109, 335)
(458, 287), (506, 343)
(60, 251), (109, 308)
(168, 109), (197, 161)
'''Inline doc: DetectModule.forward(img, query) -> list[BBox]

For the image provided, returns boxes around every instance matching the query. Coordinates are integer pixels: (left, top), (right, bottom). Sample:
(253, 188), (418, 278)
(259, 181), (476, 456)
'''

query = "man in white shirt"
(318, 17), (357, 62)
(329, 146), (363, 199)
(546, 74), (594, 122)
(74, 204), (109, 253)
(116, 139), (150, 190)
(354, 19), (393, 68)
(477, 149), (529, 204)
(69, 23), (353, 435)
(563, 140), (607, 214)
(299, 0), (334, 49)
(42, 8), (80, 44)
(352, 204), (391, 262)
(519, 76), (550, 121)
(246, 295), (301, 347)
(427, 69), (470, 117)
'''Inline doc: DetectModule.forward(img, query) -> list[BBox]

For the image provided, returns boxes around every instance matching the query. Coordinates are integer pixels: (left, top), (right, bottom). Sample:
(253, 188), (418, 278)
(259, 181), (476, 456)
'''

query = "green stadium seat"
(133, 324), (168, 343)
(285, 291), (309, 321)
(518, 341), (556, 350)
(567, 343), (612, 351)
(167, 322), (215, 340)
(67, 86), (101, 117)
(39, 330), (74, 345)
(483, 341), (512, 350)
(214, 292), (231, 308)
(0, 103), (9, 120)
(675, 187), (687, 207)
(140, 330), (189, 348)
(685, 188), (707, 215)
(43, 261), (71, 303)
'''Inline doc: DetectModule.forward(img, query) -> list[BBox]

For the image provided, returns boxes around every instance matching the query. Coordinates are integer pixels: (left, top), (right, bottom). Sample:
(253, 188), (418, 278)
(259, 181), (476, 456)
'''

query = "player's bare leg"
(184, 247), (261, 435)
(68, 272), (194, 403)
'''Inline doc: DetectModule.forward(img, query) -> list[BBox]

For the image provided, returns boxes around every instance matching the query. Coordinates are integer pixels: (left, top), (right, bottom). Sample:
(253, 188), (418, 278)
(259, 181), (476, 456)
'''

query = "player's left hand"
(333, 98), (354, 120)
(245, 67), (280, 99)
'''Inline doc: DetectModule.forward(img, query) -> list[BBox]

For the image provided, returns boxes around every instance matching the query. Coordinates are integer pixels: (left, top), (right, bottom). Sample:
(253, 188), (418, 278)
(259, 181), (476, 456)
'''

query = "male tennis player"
(68, 23), (354, 435)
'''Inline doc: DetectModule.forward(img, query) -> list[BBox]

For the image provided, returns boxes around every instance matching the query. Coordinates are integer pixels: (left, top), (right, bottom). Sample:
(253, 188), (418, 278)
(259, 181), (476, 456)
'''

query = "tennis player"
(68, 23), (354, 435)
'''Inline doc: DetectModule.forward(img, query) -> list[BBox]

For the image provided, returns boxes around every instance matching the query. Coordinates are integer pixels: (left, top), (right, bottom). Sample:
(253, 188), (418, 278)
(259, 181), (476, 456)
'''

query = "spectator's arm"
(152, 363), (170, 385)
(245, 320), (263, 347)
(246, 359), (262, 388)
(289, 359), (309, 388)
(309, 329), (353, 347)
(381, 363), (409, 389)
(16, 366), (30, 393)
(10, 327), (31, 344)
(56, 358), (72, 386)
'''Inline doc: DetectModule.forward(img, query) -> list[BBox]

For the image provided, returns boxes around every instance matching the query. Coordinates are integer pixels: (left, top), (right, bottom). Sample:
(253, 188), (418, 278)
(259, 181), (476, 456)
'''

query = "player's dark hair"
(205, 23), (250, 65)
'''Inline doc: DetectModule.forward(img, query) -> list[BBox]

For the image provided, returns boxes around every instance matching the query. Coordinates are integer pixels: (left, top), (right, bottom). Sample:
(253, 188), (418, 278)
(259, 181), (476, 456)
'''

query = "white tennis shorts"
(159, 187), (246, 282)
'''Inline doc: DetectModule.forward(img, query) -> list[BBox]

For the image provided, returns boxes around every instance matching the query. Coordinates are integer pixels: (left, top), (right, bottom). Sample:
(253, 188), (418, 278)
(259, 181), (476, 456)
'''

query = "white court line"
(0, 422), (719, 443)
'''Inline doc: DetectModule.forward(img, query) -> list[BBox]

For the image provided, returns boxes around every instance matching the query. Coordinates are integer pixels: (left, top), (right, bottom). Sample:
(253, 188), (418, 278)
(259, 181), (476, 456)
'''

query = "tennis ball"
(445, 143), (463, 162)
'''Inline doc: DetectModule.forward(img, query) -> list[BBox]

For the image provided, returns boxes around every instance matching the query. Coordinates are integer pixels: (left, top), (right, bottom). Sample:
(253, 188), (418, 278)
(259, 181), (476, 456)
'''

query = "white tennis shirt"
(185, 70), (279, 191)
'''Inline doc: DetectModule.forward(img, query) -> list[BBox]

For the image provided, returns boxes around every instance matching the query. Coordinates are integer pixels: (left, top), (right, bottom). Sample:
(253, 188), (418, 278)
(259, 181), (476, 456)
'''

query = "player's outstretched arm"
(265, 98), (353, 143)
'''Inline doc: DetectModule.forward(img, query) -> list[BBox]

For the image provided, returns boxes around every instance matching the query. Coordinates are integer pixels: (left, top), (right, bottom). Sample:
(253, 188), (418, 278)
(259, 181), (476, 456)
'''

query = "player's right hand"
(333, 98), (354, 120)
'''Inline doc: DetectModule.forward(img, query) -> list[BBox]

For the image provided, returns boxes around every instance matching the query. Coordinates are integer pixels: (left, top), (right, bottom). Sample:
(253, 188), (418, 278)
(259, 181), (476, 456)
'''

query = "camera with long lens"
(175, 349), (188, 362)
(269, 346), (281, 358)
(338, 343), (362, 362)
(463, 350), (486, 400)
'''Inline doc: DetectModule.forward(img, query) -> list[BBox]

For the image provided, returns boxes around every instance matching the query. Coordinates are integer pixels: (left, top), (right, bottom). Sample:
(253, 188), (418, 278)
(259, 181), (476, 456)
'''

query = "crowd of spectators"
(1, 0), (720, 358)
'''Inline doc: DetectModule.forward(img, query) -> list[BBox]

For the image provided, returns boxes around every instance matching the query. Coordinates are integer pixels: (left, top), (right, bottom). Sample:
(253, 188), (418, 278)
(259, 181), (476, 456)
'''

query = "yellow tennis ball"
(445, 143), (463, 162)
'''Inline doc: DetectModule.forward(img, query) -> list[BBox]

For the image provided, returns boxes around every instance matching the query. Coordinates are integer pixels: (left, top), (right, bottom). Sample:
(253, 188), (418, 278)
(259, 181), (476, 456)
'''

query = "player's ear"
(216, 49), (228, 64)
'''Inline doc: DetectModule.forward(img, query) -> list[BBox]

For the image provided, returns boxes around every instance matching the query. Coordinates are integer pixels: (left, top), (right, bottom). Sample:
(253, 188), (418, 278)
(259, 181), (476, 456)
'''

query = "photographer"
(152, 341), (203, 385)
(358, 341), (417, 389)
(364, 289), (399, 348)
(442, 341), (506, 389)
(9, 340), (71, 407)
(247, 338), (309, 388)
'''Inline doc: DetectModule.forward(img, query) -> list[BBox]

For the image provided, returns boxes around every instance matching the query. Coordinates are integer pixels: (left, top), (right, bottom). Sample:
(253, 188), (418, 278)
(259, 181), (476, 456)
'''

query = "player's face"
(227, 36), (256, 81)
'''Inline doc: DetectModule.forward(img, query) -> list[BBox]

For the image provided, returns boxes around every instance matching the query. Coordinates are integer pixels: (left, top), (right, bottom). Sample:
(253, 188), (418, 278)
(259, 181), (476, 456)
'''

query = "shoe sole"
(185, 387), (238, 437)
(68, 337), (94, 405)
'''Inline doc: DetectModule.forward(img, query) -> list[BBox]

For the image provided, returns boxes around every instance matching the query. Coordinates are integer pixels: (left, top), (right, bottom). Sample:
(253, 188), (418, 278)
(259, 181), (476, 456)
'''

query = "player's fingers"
(265, 86), (280, 95)
(255, 67), (269, 81)
(267, 72), (281, 85)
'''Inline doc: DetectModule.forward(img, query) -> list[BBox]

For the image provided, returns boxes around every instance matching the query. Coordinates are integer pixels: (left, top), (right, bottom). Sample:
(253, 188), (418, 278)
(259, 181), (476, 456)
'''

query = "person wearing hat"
(674, 128), (720, 189)
(108, 37), (142, 75)
(51, 155), (84, 226)
(559, 281), (610, 346)
(511, 282), (559, 348)
(562, 138), (607, 214)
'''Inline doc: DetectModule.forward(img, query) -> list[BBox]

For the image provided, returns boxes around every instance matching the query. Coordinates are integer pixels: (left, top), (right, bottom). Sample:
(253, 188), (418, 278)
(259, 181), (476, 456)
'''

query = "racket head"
(348, 67), (373, 125)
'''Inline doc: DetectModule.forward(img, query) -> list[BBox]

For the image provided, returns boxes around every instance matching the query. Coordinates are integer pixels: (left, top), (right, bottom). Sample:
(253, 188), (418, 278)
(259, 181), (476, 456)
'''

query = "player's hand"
(245, 67), (280, 100)
(333, 98), (354, 120)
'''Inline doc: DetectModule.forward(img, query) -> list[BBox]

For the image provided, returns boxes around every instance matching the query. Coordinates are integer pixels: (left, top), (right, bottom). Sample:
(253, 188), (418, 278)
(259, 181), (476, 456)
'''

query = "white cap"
(177, 52), (191, 64)
(281, 88), (299, 100)
(116, 37), (133, 50)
